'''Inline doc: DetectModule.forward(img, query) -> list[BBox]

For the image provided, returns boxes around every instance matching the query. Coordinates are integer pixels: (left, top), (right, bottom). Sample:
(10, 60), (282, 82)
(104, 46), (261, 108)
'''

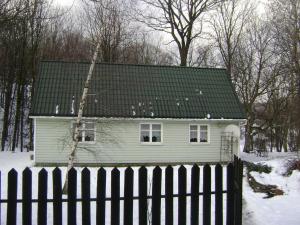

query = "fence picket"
(138, 166), (147, 225)
(152, 166), (162, 225)
(0, 160), (243, 225)
(203, 164), (211, 225)
(68, 168), (77, 225)
(235, 158), (243, 225)
(215, 164), (223, 225)
(191, 164), (200, 225)
(178, 165), (187, 225)
(0, 171), (1, 225)
(227, 163), (234, 225)
(165, 165), (173, 225)
(82, 168), (91, 225)
(37, 169), (48, 225)
(22, 168), (32, 225)
(111, 168), (120, 225)
(124, 167), (134, 225)
(53, 167), (62, 225)
(7, 169), (17, 225)
(96, 168), (106, 225)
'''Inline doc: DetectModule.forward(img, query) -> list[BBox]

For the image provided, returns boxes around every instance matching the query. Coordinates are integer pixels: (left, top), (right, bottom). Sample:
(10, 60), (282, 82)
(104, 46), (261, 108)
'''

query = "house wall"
(34, 118), (241, 165)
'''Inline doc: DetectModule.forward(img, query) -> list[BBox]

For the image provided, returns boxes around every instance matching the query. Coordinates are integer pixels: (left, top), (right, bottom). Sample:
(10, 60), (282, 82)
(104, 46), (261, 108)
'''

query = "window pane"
(200, 125), (208, 142)
(141, 124), (150, 130)
(190, 125), (198, 131)
(141, 131), (150, 142)
(152, 124), (161, 131)
(85, 130), (95, 142)
(85, 122), (95, 130)
(200, 125), (207, 131)
(200, 131), (208, 142)
(190, 131), (198, 142)
(152, 131), (161, 142)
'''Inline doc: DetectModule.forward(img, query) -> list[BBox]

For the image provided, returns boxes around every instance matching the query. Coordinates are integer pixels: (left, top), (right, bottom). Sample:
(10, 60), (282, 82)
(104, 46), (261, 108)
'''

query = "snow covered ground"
(0, 151), (229, 225)
(241, 151), (300, 225)
(0, 151), (300, 225)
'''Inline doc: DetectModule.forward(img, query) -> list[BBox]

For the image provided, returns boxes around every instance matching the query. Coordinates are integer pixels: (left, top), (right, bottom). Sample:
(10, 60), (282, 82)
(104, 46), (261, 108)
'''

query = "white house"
(30, 61), (246, 166)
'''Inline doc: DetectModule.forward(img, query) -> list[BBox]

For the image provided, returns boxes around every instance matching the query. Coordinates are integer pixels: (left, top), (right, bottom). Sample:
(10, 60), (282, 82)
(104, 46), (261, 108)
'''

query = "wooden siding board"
(34, 118), (240, 164)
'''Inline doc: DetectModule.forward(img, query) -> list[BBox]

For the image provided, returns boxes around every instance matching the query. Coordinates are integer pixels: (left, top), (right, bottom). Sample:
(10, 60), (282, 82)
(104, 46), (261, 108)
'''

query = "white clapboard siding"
(34, 118), (240, 164)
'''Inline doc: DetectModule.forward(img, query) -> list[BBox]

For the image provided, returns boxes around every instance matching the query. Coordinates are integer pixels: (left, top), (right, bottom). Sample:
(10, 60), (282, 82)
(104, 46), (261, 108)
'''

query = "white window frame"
(71, 121), (96, 144)
(189, 124), (210, 144)
(139, 123), (163, 145)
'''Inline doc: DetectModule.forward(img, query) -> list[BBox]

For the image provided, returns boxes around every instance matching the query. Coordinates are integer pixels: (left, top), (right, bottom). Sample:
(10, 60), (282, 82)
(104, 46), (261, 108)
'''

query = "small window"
(73, 121), (96, 143)
(190, 125), (209, 143)
(140, 123), (162, 143)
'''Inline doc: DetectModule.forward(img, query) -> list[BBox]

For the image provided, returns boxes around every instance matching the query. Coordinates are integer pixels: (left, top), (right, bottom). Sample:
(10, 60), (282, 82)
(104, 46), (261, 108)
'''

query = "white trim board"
(30, 116), (246, 122)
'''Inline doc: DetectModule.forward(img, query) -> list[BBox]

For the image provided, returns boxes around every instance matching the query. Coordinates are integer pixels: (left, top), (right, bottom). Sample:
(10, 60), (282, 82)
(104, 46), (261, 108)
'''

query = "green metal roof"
(30, 61), (245, 119)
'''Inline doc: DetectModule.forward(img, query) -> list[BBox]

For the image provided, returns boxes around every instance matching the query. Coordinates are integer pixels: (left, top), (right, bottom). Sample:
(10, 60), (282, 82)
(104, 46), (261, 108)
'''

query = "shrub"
(285, 159), (300, 176)
(244, 161), (272, 174)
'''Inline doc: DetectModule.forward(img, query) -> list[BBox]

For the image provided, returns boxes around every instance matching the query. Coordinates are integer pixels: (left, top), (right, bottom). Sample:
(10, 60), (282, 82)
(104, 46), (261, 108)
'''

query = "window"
(189, 125), (209, 143)
(140, 123), (162, 143)
(72, 121), (96, 143)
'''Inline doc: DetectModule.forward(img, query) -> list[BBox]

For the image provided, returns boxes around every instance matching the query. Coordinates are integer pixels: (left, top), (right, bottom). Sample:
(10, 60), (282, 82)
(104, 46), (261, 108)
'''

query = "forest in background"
(0, 0), (299, 153)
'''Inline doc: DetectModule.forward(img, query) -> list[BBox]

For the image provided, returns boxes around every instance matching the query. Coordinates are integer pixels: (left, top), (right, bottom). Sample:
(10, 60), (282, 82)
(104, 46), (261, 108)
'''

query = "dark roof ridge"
(40, 60), (227, 71)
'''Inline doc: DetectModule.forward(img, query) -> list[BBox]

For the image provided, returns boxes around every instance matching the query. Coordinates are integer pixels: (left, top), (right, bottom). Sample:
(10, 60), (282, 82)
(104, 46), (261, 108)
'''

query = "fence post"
(111, 168), (120, 225)
(191, 164), (200, 225)
(124, 167), (134, 225)
(165, 165), (173, 225)
(96, 168), (106, 225)
(53, 167), (62, 225)
(203, 164), (211, 225)
(227, 163), (234, 225)
(0, 171), (1, 225)
(38, 169), (48, 225)
(178, 165), (187, 225)
(215, 164), (223, 225)
(152, 166), (162, 225)
(82, 168), (91, 225)
(139, 166), (147, 225)
(235, 159), (243, 225)
(68, 168), (77, 225)
(7, 169), (17, 225)
(22, 167), (32, 225)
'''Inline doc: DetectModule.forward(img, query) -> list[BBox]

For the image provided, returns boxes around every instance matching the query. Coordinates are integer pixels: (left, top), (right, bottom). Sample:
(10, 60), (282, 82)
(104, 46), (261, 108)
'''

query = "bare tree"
(210, 0), (253, 84)
(234, 19), (278, 152)
(268, 0), (300, 151)
(135, 0), (222, 66)
(82, 0), (128, 63)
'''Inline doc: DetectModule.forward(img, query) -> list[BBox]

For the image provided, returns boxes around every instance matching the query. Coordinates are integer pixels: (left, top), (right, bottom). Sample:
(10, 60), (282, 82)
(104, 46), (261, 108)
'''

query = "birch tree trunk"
(63, 42), (100, 193)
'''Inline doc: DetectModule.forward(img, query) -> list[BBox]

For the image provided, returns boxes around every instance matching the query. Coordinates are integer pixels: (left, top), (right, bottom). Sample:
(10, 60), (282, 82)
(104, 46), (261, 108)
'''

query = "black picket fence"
(0, 156), (243, 225)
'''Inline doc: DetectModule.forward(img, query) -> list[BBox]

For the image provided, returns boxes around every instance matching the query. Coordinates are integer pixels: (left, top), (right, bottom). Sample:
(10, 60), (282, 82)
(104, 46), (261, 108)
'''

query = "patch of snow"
(71, 96), (75, 114)
(0, 151), (229, 225)
(55, 105), (59, 114)
(242, 152), (300, 225)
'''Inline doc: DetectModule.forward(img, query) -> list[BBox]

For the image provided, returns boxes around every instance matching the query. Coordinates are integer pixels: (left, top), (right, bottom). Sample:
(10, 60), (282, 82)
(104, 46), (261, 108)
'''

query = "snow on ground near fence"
(241, 152), (300, 225)
(1, 151), (300, 225)
(0, 151), (229, 225)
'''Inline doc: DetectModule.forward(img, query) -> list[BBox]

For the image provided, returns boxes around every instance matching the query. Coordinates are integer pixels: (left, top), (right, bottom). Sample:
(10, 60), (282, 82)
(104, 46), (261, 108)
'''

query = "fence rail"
(0, 156), (243, 225)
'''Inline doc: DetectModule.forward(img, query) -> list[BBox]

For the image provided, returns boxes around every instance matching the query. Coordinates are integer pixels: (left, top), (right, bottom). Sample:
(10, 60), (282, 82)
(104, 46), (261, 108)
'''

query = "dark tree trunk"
(1, 84), (12, 151)
(11, 83), (23, 152)
(244, 122), (253, 153)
